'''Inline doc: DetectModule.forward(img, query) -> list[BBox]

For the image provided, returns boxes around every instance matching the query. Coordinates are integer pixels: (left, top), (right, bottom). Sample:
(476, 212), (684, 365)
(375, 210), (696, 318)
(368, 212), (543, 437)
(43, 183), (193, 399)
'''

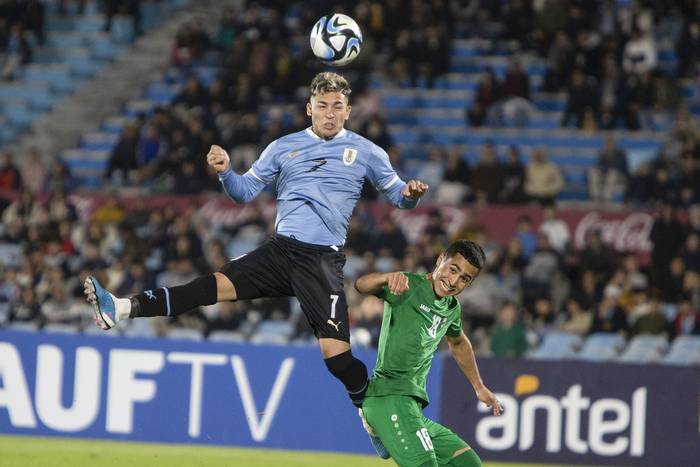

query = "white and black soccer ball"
(310, 13), (363, 67)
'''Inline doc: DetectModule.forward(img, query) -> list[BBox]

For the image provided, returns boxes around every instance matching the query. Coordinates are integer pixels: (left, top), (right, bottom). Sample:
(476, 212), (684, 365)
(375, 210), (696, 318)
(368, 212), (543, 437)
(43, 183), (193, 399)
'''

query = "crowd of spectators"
(0, 0), (44, 80)
(465, 1), (698, 132)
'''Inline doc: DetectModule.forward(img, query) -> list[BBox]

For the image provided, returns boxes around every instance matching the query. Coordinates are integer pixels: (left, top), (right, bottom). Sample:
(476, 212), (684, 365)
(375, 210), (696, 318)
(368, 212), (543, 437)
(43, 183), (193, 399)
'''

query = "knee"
(213, 272), (237, 301)
(449, 447), (481, 467)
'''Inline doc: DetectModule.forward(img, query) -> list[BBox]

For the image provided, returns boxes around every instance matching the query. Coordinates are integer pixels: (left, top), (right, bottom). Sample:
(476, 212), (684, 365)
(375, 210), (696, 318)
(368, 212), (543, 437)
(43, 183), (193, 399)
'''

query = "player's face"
(307, 92), (351, 139)
(431, 253), (480, 298)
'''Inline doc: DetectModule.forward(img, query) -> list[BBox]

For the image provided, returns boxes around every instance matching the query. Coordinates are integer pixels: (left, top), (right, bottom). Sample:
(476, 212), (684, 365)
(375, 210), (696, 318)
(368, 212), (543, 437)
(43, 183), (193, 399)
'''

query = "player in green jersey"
(355, 240), (502, 467)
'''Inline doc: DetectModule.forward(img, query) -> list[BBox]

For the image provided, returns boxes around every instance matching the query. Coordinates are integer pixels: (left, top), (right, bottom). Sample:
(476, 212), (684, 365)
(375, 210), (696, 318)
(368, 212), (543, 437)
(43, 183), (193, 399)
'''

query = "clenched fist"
(207, 144), (230, 173)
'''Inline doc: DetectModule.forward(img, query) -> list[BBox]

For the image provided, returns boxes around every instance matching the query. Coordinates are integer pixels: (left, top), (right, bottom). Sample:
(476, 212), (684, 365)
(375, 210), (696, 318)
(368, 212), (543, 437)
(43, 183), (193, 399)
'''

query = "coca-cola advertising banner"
(66, 194), (654, 256)
(440, 357), (700, 466)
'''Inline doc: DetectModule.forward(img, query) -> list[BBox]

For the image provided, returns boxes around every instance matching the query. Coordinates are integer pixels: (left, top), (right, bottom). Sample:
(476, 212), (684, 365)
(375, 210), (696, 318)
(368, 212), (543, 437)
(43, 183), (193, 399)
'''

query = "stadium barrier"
(0, 330), (441, 454)
(441, 357), (700, 466)
(2, 330), (696, 464)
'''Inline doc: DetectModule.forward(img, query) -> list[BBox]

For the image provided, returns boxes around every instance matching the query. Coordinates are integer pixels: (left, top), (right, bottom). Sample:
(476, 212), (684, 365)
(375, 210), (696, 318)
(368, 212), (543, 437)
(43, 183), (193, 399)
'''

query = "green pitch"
(0, 435), (607, 467)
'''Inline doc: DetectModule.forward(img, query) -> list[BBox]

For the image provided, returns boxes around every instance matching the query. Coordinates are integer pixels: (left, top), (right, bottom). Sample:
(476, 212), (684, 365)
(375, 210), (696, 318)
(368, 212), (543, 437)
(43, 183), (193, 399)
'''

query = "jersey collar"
(306, 127), (347, 141)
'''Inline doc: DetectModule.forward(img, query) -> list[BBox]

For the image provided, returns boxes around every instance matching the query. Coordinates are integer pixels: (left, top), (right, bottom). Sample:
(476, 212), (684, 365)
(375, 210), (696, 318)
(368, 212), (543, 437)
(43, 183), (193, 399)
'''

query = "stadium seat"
(209, 330), (247, 343)
(529, 331), (582, 360)
(617, 334), (669, 363)
(662, 336), (700, 365)
(43, 323), (81, 334)
(576, 333), (626, 361)
(249, 320), (294, 345)
(6, 321), (40, 332)
(166, 327), (204, 341)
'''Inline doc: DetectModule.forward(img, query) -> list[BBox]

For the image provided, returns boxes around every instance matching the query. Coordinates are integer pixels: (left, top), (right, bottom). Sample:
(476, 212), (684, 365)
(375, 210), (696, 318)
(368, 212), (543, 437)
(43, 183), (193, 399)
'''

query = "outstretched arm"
(355, 271), (409, 296)
(446, 332), (502, 416)
(207, 145), (267, 203)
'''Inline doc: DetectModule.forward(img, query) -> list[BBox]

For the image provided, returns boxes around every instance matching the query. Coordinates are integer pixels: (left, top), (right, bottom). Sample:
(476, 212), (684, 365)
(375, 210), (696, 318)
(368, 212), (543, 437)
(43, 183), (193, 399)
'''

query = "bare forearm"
(355, 272), (389, 295)
(449, 337), (484, 391)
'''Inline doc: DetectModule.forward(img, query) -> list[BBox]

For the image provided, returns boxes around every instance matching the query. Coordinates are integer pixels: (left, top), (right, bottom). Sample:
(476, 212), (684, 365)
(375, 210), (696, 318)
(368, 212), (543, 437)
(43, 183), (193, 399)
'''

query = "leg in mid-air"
(84, 271), (235, 330)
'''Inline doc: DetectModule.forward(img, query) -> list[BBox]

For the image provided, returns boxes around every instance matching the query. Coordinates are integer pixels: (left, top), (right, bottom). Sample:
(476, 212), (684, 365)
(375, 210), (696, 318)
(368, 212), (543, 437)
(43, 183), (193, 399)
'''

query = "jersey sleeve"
(446, 302), (463, 337)
(377, 272), (410, 305)
(249, 140), (281, 184)
(218, 140), (280, 203)
(365, 145), (416, 209)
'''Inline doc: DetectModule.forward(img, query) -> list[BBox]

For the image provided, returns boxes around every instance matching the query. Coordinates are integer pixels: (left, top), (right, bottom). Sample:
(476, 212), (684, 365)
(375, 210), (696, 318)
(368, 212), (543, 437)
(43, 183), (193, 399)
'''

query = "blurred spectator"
(649, 203), (685, 287)
(661, 257), (687, 303)
(683, 233), (700, 273)
(631, 298), (668, 336)
(561, 69), (599, 128)
(0, 151), (22, 191)
(524, 148), (564, 205)
(437, 148), (471, 204)
(515, 215), (538, 259)
(679, 155), (700, 206)
(105, 124), (140, 184)
(20, 148), (46, 194)
(538, 205), (570, 254)
(590, 294), (628, 335)
(502, 58), (530, 101)
(588, 135), (629, 202)
(622, 28), (657, 75)
(578, 230), (615, 286)
(498, 146), (526, 203)
(489, 303), (528, 357)
(669, 298), (700, 339)
(558, 297), (592, 336)
(471, 142), (502, 203)
(0, 23), (32, 80)
(678, 20), (700, 78)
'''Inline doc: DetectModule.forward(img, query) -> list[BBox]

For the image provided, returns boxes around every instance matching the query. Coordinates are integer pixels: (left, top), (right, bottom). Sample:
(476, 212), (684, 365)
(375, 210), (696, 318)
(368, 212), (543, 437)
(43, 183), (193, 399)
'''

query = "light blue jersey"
(218, 127), (417, 246)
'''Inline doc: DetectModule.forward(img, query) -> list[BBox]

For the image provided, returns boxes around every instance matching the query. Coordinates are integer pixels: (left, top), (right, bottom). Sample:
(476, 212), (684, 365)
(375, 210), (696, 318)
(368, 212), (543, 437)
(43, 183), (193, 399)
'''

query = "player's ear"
(345, 104), (351, 121)
(306, 102), (312, 117)
(436, 253), (444, 266)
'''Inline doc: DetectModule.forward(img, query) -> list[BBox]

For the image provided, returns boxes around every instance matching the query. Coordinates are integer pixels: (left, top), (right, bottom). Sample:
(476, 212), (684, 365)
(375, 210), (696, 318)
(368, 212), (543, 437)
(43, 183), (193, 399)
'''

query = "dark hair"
(310, 72), (352, 99)
(444, 240), (486, 271)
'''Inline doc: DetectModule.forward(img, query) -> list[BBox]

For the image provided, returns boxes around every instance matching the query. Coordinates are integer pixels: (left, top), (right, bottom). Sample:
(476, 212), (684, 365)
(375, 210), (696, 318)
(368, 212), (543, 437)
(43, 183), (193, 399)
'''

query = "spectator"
(105, 124), (140, 184)
(558, 297), (592, 336)
(622, 28), (657, 75)
(1, 23), (32, 80)
(649, 203), (686, 287)
(524, 148), (564, 205)
(561, 69), (600, 128)
(678, 20), (700, 78)
(498, 146), (526, 203)
(490, 303), (528, 357)
(474, 67), (502, 111)
(669, 298), (700, 339)
(437, 148), (471, 204)
(515, 215), (538, 259)
(0, 151), (23, 191)
(660, 257), (687, 303)
(20, 148), (46, 194)
(578, 229), (615, 286)
(538, 205), (570, 254)
(590, 294), (628, 335)
(471, 142), (502, 203)
(589, 135), (629, 202)
(502, 58), (530, 101)
(632, 298), (668, 336)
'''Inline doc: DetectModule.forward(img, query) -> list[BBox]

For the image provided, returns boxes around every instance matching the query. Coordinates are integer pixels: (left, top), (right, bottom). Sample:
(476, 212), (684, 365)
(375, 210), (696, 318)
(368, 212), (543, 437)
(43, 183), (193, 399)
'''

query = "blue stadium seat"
(166, 327), (204, 341)
(209, 330), (247, 343)
(576, 333), (626, 361)
(618, 334), (669, 364)
(530, 331), (583, 360)
(111, 16), (135, 44)
(662, 336), (700, 365)
(81, 132), (119, 151)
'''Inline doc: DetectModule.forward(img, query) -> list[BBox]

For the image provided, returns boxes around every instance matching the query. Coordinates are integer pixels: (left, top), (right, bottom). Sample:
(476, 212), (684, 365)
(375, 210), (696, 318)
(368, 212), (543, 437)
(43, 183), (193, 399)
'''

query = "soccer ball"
(310, 14), (363, 67)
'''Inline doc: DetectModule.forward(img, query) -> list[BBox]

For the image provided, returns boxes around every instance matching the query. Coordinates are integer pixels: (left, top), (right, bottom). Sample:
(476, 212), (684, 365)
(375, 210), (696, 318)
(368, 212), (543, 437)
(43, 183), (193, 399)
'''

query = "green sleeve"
(445, 301), (463, 337)
(377, 272), (412, 305)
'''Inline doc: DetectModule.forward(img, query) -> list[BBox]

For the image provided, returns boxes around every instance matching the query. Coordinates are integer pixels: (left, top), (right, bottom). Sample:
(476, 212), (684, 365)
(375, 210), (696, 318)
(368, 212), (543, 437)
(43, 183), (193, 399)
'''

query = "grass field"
(0, 435), (607, 467)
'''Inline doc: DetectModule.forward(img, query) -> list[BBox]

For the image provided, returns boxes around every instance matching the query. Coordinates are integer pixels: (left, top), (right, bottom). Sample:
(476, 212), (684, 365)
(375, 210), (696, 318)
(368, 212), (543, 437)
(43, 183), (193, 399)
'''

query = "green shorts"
(362, 394), (471, 467)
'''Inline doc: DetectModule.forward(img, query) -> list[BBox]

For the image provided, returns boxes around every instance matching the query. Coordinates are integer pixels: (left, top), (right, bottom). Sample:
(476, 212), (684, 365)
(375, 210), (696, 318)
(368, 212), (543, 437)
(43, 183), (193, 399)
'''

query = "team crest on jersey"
(342, 148), (357, 166)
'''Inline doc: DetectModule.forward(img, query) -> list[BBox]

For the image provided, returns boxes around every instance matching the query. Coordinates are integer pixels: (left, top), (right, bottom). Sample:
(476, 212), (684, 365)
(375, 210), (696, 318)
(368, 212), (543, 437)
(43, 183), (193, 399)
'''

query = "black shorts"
(219, 234), (349, 341)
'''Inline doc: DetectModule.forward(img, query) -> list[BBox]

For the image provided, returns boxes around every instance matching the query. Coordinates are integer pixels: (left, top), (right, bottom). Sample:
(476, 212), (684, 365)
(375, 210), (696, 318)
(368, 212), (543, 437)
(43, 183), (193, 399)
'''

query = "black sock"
(324, 350), (369, 408)
(130, 275), (218, 318)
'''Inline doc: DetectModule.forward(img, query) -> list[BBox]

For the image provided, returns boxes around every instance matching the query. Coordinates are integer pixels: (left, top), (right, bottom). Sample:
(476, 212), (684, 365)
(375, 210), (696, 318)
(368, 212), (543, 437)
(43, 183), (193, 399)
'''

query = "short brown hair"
(310, 72), (352, 99)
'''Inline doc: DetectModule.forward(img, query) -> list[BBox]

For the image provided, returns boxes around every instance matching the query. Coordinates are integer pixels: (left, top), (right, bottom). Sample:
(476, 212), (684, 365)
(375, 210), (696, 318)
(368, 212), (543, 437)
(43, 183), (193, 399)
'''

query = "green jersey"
(366, 273), (462, 406)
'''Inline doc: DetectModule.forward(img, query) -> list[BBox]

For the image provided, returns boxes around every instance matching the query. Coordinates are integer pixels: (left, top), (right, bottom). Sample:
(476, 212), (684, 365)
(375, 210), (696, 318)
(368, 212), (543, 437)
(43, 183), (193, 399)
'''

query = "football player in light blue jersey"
(84, 72), (427, 458)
